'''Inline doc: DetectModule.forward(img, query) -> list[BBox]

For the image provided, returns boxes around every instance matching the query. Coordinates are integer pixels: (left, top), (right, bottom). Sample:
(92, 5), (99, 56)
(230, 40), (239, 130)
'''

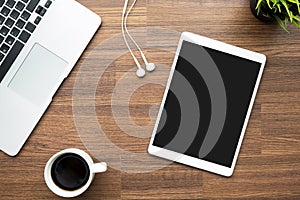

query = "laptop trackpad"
(8, 43), (68, 106)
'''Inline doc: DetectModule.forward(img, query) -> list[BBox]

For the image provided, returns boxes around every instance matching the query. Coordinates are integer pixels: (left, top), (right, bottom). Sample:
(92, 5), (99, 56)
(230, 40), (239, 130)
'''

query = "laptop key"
(0, 26), (9, 36)
(6, 0), (16, 8)
(0, 43), (10, 53)
(26, 0), (40, 12)
(25, 22), (36, 32)
(34, 15), (41, 24)
(5, 18), (15, 28)
(45, 0), (51, 8)
(39, 7), (46, 16)
(10, 9), (20, 20)
(0, 0), (4, 7)
(19, 30), (31, 43)
(21, 10), (30, 20)
(16, 19), (25, 29)
(15, 2), (26, 11)
(35, 5), (41, 13)
(1, 6), (11, 16)
(0, 41), (24, 82)
(5, 35), (15, 45)
(10, 27), (20, 37)
(0, 35), (4, 43)
(35, 5), (46, 16)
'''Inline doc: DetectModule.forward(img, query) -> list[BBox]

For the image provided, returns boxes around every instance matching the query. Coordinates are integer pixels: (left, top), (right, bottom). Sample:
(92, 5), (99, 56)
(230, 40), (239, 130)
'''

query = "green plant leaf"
(284, 16), (289, 27)
(274, 15), (289, 31)
(292, 20), (300, 27)
(256, 0), (264, 9)
(266, 0), (272, 8)
(279, 0), (293, 21)
(277, 3), (282, 12)
(270, 0), (277, 7)
(271, 0), (280, 7)
(287, 0), (300, 13)
(294, 15), (300, 20)
(296, 0), (300, 14)
(257, 5), (262, 15)
(291, 11), (300, 20)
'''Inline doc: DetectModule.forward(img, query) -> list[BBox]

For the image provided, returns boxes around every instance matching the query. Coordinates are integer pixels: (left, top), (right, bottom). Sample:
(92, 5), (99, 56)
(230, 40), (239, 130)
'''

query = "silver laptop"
(0, 0), (101, 156)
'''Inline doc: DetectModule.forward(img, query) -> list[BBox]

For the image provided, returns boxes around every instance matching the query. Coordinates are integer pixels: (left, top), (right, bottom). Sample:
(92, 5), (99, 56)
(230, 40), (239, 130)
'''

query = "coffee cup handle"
(91, 162), (107, 173)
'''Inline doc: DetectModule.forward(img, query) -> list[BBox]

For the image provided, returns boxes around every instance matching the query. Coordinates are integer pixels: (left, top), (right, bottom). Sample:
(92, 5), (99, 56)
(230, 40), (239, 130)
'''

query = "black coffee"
(51, 153), (90, 191)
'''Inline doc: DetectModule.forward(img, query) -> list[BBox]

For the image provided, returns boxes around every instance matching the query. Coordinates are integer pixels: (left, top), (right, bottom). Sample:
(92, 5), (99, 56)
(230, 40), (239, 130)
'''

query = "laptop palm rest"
(8, 43), (68, 105)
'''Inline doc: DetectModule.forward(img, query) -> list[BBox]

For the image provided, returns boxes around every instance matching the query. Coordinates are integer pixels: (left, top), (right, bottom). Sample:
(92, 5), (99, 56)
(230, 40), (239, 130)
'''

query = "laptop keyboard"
(0, 0), (52, 83)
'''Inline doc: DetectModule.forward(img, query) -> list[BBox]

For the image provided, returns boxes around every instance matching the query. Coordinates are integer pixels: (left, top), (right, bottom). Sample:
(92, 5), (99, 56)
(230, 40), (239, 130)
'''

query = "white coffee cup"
(44, 148), (107, 198)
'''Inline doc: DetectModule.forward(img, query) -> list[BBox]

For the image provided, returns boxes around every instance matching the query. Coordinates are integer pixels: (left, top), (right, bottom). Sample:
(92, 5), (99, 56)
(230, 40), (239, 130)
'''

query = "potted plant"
(250, 0), (300, 31)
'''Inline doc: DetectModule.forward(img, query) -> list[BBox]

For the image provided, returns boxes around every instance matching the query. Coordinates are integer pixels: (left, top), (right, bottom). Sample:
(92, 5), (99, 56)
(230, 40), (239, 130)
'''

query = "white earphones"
(122, 0), (155, 78)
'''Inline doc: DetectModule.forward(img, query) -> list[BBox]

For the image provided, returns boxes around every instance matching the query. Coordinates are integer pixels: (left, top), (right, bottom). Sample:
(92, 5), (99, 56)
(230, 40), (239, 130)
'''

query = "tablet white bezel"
(148, 32), (266, 177)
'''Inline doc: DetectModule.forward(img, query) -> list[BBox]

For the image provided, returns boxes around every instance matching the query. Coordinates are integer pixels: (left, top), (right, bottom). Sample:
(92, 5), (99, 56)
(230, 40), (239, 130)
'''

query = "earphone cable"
(124, 0), (149, 65)
(122, 0), (141, 69)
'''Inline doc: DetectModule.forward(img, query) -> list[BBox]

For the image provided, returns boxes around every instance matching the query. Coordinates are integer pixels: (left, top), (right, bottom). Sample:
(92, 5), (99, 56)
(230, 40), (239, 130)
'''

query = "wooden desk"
(0, 0), (299, 199)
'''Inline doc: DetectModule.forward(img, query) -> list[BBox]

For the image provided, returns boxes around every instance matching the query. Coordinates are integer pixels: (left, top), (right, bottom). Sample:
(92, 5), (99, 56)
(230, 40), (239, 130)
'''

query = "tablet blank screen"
(153, 41), (261, 167)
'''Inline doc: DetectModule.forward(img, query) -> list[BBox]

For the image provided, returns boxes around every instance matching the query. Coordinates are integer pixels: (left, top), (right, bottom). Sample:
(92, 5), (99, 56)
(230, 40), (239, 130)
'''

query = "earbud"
(136, 68), (146, 78)
(146, 63), (155, 72)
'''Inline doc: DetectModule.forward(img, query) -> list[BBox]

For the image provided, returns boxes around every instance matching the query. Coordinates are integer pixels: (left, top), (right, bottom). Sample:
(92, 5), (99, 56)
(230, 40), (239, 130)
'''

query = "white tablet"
(148, 32), (266, 177)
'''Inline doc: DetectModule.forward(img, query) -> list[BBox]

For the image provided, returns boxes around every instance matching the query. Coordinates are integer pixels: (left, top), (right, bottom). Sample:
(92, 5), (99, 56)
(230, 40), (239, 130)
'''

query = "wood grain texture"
(0, 0), (299, 199)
